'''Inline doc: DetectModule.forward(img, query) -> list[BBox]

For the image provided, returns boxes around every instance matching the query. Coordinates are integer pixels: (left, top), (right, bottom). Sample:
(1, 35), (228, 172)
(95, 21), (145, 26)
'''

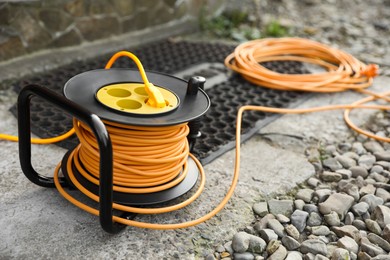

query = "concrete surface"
(0, 37), (389, 259)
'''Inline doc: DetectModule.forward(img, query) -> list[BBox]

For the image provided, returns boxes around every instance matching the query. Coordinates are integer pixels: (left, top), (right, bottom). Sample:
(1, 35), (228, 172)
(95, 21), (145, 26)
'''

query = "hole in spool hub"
(134, 87), (148, 96)
(117, 99), (142, 110)
(107, 88), (132, 97)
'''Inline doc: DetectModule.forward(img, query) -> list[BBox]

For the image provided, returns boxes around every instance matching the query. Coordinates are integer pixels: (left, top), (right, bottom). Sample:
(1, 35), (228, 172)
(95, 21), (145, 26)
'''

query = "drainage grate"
(10, 40), (309, 164)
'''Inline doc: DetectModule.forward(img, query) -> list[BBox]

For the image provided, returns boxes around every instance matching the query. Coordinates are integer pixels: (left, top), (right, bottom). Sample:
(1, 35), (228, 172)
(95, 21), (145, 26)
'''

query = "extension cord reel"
(18, 51), (210, 233)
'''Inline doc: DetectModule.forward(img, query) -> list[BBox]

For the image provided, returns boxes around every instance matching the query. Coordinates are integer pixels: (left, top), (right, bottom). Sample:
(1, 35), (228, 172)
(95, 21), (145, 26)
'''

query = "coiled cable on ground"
(225, 37), (388, 143)
(225, 37), (378, 92)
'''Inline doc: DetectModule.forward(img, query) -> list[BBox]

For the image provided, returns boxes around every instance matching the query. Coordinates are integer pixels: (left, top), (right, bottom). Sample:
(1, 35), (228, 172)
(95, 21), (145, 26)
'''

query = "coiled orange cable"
(225, 37), (378, 92)
(74, 120), (190, 192)
(55, 120), (212, 216)
(225, 37), (389, 143)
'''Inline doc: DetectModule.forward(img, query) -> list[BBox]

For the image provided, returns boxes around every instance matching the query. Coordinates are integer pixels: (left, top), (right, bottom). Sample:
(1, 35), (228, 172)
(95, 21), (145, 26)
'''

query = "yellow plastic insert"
(96, 83), (179, 115)
(105, 51), (167, 108)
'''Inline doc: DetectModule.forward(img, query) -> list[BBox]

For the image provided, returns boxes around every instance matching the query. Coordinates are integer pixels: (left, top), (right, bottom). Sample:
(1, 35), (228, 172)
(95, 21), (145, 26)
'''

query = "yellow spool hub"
(96, 83), (179, 115)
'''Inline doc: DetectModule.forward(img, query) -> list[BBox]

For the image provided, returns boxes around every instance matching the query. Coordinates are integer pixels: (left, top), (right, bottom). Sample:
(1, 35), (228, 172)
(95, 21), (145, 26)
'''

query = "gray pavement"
(0, 37), (389, 259)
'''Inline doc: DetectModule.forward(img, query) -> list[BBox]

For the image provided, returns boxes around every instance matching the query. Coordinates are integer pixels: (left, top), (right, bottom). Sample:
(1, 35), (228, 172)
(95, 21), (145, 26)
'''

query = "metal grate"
(10, 40), (309, 164)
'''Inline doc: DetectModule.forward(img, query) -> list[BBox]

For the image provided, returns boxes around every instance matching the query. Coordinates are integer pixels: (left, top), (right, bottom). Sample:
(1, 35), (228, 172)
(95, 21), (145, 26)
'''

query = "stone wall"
(0, 0), (212, 62)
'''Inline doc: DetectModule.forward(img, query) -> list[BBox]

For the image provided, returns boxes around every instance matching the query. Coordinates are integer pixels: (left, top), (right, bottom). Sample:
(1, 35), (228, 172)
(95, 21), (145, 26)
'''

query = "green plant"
(264, 20), (288, 37)
(200, 10), (252, 39)
(200, 11), (260, 41)
(199, 8), (289, 41)
(317, 143), (329, 162)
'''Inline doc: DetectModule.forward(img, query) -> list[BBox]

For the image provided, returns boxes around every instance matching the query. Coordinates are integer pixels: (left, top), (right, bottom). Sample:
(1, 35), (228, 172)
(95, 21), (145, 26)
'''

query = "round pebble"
(267, 245), (287, 260)
(323, 157), (343, 171)
(363, 141), (384, 154)
(336, 155), (356, 169)
(365, 219), (382, 235)
(285, 224), (300, 241)
(281, 236), (300, 251)
(258, 229), (278, 243)
(349, 166), (368, 178)
(294, 199), (306, 210)
(276, 214), (290, 224)
(266, 239), (280, 255)
(337, 236), (359, 254)
(372, 205), (390, 228)
(307, 212), (323, 227)
(253, 202), (269, 217)
(290, 210), (309, 233)
(296, 189), (314, 203)
(358, 154), (376, 170)
(310, 225), (330, 236)
(300, 239), (327, 256)
(332, 248), (350, 260)
(232, 232), (250, 253)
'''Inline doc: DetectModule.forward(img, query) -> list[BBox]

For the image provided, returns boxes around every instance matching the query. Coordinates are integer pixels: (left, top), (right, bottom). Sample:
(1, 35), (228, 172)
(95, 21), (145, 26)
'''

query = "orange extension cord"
(224, 37), (390, 142)
(2, 38), (389, 230)
(225, 37), (379, 92)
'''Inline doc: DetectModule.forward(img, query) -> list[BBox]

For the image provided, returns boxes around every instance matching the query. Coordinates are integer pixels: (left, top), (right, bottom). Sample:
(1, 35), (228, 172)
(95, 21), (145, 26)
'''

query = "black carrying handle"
(186, 76), (206, 150)
(18, 84), (124, 233)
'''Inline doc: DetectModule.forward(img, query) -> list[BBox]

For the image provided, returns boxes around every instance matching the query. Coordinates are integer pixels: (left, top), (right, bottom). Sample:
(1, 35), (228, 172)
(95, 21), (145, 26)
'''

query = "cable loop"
(225, 37), (377, 93)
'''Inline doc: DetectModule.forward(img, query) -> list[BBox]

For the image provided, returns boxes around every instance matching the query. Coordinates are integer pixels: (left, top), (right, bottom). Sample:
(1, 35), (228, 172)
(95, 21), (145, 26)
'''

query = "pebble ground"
(207, 0), (390, 259)
(209, 130), (390, 259)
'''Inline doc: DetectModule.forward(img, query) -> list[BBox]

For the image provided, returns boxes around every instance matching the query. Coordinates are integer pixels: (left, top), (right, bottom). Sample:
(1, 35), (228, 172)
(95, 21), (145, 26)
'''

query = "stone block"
(64, 0), (84, 17)
(121, 16), (138, 33)
(137, 0), (158, 10)
(110, 0), (135, 17)
(122, 9), (149, 32)
(147, 1), (175, 26)
(174, 0), (189, 19)
(0, 3), (10, 25)
(64, 0), (114, 17)
(84, 0), (115, 16)
(10, 9), (51, 51)
(49, 29), (82, 48)
(0, 28), (26, 61)
(39, 8), (73, 33)
(42, 0), (70, 7)
(10, 1), (42, 8)
(76, 16), (120, 41)
(164, 0), (177, 7)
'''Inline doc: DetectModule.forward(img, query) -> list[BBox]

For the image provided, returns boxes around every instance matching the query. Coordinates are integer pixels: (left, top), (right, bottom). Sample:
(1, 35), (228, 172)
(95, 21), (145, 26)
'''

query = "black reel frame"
(18, 84), (124, 233)
(17, 79), (206, 233)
